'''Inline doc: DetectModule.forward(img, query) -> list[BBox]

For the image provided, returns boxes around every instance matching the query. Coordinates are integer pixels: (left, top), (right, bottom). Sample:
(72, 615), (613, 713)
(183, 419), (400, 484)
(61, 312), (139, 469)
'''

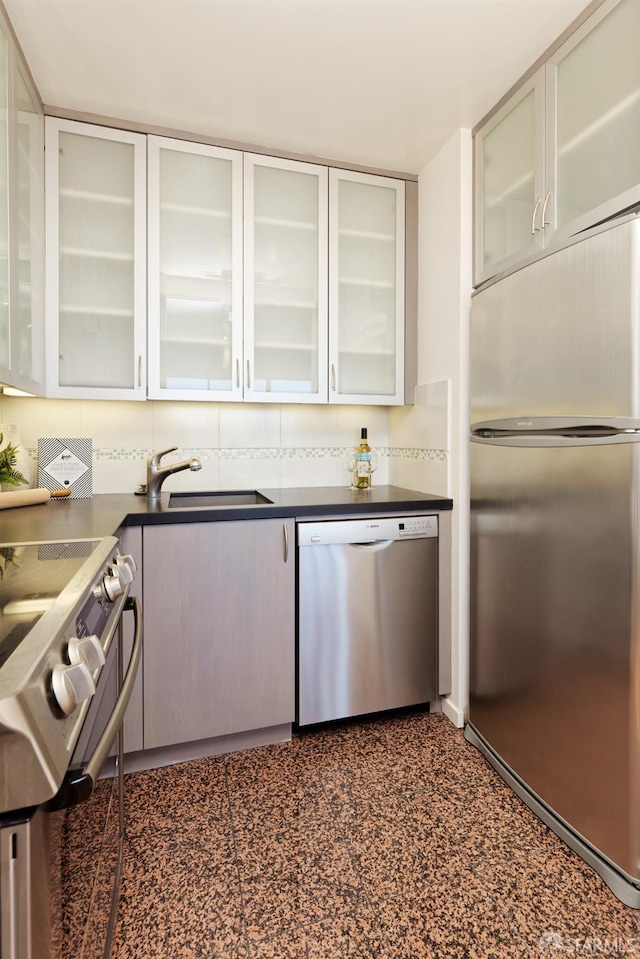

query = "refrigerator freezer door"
(471, 218), (640, 427)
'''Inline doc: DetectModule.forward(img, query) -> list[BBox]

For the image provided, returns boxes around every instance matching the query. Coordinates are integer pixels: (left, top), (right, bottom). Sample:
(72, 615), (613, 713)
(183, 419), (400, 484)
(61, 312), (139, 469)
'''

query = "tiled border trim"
(27, 446), (447, 463)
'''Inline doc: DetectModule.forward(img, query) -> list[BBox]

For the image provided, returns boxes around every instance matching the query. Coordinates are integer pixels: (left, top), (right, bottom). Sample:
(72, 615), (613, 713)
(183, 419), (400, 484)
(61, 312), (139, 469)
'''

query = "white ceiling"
(4, 0), (593, 174)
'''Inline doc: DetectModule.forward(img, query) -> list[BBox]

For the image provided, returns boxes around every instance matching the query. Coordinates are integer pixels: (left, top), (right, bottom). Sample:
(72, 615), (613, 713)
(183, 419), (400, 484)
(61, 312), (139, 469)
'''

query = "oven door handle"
(46, 596), (142, 811)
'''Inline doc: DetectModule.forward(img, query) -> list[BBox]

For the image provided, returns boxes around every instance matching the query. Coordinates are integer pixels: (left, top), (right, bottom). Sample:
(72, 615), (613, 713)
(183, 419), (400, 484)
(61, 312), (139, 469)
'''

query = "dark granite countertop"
(0, 486), (452, 544)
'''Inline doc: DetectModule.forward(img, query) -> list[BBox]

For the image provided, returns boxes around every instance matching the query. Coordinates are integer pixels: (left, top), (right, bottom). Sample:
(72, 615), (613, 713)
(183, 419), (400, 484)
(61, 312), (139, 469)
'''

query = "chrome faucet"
(146, 446), (202, 500)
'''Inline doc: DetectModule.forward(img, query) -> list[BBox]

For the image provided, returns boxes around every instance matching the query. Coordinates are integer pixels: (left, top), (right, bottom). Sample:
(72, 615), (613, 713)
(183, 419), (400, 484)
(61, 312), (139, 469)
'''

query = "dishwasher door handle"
(349, 539), (394, 551)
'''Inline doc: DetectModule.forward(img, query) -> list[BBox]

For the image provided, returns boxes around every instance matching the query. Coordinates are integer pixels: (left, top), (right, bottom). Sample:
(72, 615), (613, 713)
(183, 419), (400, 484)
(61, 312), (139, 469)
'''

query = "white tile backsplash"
(336, 405), (388, 448)
(93, 459), (145, 495)
(218, 454), (281, 490)
(1, 397), (85, 448)
(152, 401), (219, 450)
(280, 454), (339, 489)
(0, 395), (448, 496)
(281, 404), (339, 448)
(219, 404), (281, 449)
(388, 456), (415, 490)
(415, 380), (449, 451)
(81, 400), (154, 449)
(414, 458), (448, 496)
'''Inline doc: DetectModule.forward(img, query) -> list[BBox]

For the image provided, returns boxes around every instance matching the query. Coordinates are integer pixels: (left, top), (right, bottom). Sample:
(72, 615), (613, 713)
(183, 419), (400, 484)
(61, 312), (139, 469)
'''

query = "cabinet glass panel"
(337, 179), (397, 396)
(0, 25), (8, 372)
(480, 88), (536, 274)
(15, 66), (43, 383)
(57, 132), (135, 389)
(157, 148), (235, 392)
(251, 164), (320, 395)
(555, 0), (640, 228)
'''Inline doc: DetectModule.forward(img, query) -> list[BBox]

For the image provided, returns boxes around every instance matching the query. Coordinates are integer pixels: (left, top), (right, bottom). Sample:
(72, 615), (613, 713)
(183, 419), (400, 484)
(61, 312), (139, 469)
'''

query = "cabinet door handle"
(246, 360), (251, 389)
(236, 359), (240, 389)
(331, 363), (336, 392)
(137, 355), (142, 387)
(531, 197), (542, 234)
(541, 190), (552, 229)
(283, 523), (289, 563)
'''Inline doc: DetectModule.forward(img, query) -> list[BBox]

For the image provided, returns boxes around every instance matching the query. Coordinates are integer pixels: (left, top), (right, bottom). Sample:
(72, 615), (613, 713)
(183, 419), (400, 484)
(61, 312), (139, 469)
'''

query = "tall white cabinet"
(147, 136), (243, 400)
(45, 118), (147, 398)
(545, 0), (640, 242)
(244, 153), (328, 403)
(475, 0), (640, 285)
(0, 13), (44, 395)
(474, 72), (545, 284)
(329, 169), (405, 404)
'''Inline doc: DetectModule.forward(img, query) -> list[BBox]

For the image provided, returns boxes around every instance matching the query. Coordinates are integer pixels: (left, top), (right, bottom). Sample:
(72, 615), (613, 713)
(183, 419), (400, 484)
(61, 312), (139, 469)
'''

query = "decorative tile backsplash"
(84, 446), (447, 462)
(1, 394), (449, 496)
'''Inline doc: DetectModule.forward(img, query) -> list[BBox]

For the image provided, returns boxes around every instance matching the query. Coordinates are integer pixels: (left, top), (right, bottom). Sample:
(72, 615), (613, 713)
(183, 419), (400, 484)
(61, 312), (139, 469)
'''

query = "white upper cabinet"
(244, 153), (328, 403)
(474, 72), (545, 284)
(45, 122), (408, 403)
(0, 15), (44, 394)
(0, 24), (9, 378)
(14, 63), (44, 392)
(147, 136), (243, 400)
(545, 0), (640, 245)
(45, 118), (147, 398)
(329, 169), (405, 404)
(474, 0), (640, 286)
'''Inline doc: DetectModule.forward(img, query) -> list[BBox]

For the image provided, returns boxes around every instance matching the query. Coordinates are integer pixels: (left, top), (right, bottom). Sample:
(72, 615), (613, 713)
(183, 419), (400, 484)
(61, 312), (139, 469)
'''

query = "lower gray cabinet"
(141, 519), (295, 750)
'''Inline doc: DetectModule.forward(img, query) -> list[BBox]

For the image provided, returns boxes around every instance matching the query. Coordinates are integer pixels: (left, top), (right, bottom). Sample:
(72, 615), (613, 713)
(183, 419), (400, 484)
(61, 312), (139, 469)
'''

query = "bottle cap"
(361, 428), (367, 440)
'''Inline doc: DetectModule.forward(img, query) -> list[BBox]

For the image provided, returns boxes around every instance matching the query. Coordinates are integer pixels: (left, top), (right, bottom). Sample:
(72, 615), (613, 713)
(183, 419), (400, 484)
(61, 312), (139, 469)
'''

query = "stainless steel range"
(0, 536), (142, 959)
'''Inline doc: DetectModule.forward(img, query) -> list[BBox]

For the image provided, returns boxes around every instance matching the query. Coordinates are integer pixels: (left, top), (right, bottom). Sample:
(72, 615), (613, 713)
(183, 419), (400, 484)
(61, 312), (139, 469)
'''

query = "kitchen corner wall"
(389, 128), (472, 728)
(0, 396), (407, 493)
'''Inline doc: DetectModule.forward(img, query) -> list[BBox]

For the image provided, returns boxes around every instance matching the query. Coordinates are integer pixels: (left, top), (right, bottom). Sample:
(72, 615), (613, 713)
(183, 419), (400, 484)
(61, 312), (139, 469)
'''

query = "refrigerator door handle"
(471, 417), (640, 446)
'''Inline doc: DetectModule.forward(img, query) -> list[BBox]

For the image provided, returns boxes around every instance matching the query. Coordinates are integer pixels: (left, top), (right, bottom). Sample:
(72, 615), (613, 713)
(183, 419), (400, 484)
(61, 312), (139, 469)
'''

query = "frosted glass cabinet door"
(244, 154), (328, 402)
(0, 24), (8, 375)
(14, 64), (44, 390)
(474, 71), (545, 285)
(329, 169), (404, 404)
(147, 137), (243, 400)
(45, 119), (147, 398)
(546, 0), (640, 244)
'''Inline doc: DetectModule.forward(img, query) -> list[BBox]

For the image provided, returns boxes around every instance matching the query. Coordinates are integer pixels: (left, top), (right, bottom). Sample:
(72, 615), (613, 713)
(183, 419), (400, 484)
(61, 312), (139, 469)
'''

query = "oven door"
(0, 589), (141, 959)
(47, 594), (141, 959)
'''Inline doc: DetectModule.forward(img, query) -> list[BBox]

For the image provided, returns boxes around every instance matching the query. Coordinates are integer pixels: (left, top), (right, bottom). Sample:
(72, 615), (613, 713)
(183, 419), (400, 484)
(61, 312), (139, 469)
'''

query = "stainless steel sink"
(168, 490), (273, 508)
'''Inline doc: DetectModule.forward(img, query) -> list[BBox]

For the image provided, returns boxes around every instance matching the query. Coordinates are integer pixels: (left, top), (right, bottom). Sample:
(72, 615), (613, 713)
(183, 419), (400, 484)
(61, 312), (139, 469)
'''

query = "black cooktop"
(0, 540), (100, 670)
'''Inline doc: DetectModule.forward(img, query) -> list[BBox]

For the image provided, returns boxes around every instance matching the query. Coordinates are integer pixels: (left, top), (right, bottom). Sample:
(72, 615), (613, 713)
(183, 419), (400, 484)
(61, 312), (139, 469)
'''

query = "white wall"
(390, 128), (473, 726)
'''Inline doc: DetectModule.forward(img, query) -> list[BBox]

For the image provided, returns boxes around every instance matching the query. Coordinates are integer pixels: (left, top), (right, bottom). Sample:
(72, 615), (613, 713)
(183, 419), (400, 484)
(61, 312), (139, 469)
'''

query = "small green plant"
(0, 432), (27, 488)
(0, 546), (18, 581)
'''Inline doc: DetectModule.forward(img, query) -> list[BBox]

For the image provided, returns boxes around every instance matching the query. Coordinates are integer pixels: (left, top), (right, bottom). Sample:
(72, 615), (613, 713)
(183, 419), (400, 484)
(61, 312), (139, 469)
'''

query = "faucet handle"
(147, 446), (177, 470)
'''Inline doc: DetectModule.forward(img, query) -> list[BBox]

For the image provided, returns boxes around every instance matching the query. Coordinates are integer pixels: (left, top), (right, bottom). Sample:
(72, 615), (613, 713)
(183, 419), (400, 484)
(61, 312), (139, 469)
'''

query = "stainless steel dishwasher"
(297, 514), (438, 726)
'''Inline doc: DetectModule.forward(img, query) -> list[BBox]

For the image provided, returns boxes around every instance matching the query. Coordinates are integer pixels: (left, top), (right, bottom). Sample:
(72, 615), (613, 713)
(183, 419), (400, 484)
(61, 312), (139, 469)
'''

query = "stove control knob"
(117, 552), (137, 575)
(114, 553), (136, 586)
(102, 572), (124, 602)
(51, 661), (95, 716)
(68, 634), (106, 673)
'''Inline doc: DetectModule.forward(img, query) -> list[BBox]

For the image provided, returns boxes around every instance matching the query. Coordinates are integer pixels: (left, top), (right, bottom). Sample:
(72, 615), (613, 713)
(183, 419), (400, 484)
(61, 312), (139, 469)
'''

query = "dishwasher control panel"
(397, 516), (437, 538)
(298, 515), (438, 546)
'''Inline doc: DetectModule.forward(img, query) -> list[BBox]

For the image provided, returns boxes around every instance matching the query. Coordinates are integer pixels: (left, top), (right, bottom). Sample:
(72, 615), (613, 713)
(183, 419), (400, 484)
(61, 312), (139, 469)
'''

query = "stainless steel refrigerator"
(466, 213), (640, 908)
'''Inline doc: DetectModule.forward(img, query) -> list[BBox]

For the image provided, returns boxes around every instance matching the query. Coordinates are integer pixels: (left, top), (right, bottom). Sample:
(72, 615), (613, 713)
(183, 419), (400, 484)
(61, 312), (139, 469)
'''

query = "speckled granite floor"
(111, 711), (640, 959)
